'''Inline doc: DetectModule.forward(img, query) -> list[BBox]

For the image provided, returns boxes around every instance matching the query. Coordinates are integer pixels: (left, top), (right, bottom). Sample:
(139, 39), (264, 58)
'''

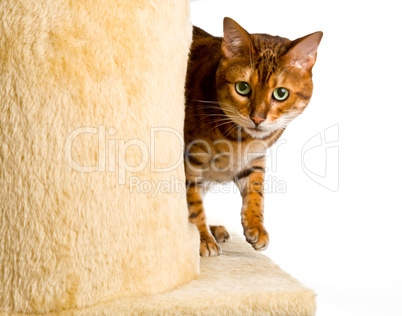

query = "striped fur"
(185, 18), (322, 256)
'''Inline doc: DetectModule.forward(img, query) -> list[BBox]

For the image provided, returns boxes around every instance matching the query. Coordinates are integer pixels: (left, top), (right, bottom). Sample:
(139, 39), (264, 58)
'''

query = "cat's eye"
(273, 88), (289, 101)
(235, 82), (251, 96)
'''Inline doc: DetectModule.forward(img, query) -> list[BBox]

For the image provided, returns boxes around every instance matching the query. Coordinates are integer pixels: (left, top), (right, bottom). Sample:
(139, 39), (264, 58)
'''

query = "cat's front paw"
(200, 235), (222, 257)
(209, 225), (231, 243)
(244, 225), (269, 251)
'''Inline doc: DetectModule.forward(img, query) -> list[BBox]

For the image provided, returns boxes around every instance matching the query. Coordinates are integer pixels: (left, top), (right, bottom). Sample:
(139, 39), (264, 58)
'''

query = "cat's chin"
(244, 127), (273, 139)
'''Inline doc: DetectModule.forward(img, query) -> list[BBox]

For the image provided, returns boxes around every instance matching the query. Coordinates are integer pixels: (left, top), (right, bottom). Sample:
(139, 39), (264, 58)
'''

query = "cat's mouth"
(243, 126), (273, 139)
(227, 113), (276, 139)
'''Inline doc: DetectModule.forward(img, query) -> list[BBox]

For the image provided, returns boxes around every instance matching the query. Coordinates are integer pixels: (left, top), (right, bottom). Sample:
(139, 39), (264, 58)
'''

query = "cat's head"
(216, 17), (322, 139)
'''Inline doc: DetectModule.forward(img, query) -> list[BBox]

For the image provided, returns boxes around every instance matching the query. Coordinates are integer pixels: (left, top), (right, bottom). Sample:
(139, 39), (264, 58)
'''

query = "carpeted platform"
(41, 234), (316, 316)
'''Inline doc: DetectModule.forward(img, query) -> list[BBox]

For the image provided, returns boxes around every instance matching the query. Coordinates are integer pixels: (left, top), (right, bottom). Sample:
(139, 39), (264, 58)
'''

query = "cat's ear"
(222, 17), (254, 59)
(282, 31), (323, 71)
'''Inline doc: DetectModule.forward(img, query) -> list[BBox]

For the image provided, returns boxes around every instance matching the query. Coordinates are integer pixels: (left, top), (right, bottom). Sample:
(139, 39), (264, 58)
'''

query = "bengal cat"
(184, 17), (322, 256)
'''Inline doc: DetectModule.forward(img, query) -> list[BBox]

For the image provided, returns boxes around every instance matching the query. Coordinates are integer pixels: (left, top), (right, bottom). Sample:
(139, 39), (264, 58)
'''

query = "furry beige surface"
(1, 235), (316, 315)
(0, 0), (199, 313)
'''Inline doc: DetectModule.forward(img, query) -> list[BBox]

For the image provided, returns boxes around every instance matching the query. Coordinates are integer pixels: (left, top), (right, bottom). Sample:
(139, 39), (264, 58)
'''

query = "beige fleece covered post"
(0, 0), (199, 313)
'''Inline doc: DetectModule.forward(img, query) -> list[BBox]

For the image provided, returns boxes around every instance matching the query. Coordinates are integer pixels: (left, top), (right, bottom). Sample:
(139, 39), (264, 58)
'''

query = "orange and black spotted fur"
(184, 17), (322, 256)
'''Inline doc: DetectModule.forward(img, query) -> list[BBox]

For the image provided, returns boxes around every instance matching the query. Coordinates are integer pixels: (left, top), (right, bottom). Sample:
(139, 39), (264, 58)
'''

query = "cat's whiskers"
(189, 111), (233, 133)
(192, 113), (237, 119)
(197, 104), (251, 128)
(193, 100), (239, 113)
(190, 110), (243, 124)
(223, 123), (243, 139)
(186, 104), (232, 113)
(189, 101), (238, 115)
(187, 100), (250, 136)
(191, 112), (238, 135)
(192, 100), (236, 109)
(204, 120), (237, 136)
(236, 113), (255, 129)
(189, 100), (245, 128)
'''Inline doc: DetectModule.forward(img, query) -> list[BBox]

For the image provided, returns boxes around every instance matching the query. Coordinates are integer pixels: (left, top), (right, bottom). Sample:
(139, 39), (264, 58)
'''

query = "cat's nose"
(250, 116), (266, 126)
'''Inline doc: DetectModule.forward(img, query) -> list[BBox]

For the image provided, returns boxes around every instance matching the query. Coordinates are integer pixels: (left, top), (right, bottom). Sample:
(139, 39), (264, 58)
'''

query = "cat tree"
(0, 0), (316, 315)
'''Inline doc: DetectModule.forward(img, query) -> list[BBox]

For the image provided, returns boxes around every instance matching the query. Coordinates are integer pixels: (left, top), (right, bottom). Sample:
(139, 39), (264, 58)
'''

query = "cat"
(184, 17), (322, 256)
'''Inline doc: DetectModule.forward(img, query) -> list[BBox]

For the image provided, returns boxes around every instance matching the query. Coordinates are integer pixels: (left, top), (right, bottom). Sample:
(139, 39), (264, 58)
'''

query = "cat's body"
(184, 18), (322, 256)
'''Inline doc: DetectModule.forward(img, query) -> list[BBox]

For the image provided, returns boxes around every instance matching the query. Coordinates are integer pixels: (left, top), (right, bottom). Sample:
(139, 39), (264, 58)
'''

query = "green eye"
(235, 82), (251, 96)
(273, 87), (289, 101)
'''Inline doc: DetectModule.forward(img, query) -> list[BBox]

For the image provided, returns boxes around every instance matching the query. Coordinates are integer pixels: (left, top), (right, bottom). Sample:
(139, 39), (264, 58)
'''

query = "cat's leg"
(186, 181), (222, 256)
(209, 225), (230, 243)
(234, 161), (269, 251)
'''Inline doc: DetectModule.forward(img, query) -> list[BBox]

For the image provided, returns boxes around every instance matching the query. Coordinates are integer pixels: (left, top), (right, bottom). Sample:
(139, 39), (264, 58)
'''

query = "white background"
(190, 1), (402, 315)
